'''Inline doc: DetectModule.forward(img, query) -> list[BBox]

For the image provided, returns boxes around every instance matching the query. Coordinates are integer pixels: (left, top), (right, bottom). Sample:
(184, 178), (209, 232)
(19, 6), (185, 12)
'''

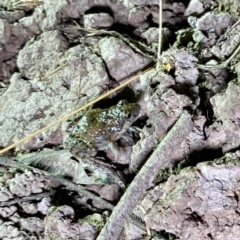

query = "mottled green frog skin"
(64, 100), (140, 157)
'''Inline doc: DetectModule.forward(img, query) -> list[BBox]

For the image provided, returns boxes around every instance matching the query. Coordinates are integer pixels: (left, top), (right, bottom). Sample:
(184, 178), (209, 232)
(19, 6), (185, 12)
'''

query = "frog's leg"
(71, 142), (98, 158)
(110, 121), (133, 141)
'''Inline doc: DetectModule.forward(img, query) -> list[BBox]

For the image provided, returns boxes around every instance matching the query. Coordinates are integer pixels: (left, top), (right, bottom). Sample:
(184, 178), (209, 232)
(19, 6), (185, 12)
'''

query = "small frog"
(64, 100), (140, 158)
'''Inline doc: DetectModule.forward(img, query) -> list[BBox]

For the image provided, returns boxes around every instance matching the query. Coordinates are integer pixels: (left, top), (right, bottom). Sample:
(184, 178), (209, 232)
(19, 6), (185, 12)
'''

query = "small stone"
(0, 192), (9, 202)
(84, 13), (113, 29)
(21, 202), (38, 214)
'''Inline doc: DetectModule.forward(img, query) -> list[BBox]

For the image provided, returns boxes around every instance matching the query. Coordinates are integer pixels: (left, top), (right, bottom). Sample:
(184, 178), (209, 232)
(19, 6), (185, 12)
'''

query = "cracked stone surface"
(137, 152), (240, 240)
(0, 0), (240, 239)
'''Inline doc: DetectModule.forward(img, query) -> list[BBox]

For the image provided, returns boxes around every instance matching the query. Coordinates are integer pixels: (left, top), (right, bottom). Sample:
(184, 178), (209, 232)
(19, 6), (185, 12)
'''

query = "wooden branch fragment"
(96, 111), (194, 240)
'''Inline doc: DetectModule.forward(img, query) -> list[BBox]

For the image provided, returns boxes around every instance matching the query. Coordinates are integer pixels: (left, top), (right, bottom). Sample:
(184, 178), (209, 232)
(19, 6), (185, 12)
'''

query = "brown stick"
(96, 111), (194, 240)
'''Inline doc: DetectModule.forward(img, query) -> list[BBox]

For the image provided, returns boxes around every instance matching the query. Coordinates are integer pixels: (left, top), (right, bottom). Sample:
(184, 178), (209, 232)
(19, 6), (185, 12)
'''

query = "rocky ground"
(0, 0), (240, 239)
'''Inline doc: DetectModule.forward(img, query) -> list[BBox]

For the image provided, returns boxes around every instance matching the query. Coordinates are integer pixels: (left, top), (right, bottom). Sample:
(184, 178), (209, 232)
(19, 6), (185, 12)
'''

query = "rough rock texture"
(0, 0), (240, 239)
(130, 49), (199, 171)
(84, 13), (114, 29)
(137, 152), (240, 240)
(209, 79), (240, 153)
(0, 33), (110, 150)
(44, 205), (97, 240)
(98, 36), (150, 81)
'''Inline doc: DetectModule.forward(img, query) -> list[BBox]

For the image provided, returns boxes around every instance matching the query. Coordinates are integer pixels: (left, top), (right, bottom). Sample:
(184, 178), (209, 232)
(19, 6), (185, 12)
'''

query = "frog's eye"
(117, 100), (128, 106)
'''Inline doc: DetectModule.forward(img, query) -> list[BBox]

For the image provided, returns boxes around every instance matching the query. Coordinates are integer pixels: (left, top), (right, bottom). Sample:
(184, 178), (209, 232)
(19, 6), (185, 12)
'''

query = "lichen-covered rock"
(192, 12), (232, 48)
(210, 79), (240, 152)
(0, 205), (17, 218)
(20, 202), (38, 215)
(140, 153), (240, 240)
(98, 36), (151, 81)
(6, 170), (45, 197)
(0, 222), (21, 239)
(99, 184), (122, 201)
(20, 217), (44, 233)
(44, 205), (81, 239)
(184, 0), (205, 16)
(84, 13), (114, 28)
(0, 30), (109, 150)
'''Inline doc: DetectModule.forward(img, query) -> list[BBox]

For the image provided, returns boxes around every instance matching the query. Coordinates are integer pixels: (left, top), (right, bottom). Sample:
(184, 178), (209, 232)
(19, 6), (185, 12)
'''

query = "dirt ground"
(0, 0), (240, 239)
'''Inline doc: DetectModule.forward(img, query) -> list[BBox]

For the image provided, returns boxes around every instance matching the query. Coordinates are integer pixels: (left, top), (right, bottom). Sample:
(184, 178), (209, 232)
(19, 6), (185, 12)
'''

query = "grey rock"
(211, 21), (240, 59)
(0, 29), (109, 150)
(84, 13), (114, 28)
(210, 79), (240, 152)
(0, 192), (9, 202)
(44, 205), (81, 239)
(194, 12), (232, 47)
(142, 154), (240, 240)
(0, 205), (17, 218)
(98, 36), (151, 81)
(185, 0), (205, 16)
(128, 6), (150, 28)
(0, 222), (20, 238)
(20, 202), (38, 215)
(37, 197), (51, 215)
(0, 19), (34, 82)
(20, 217), (44, 233)
(99, 184), (121, 201)
(0, 10), (25, 23)
(129, 0), (158, 4)
(174, 49), (199, 85)
(201, 59), (228, 93)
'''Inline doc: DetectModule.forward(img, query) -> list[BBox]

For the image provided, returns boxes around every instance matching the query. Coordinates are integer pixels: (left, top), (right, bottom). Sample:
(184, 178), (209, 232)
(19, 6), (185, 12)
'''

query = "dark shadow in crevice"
(172, 83), (199, 107)
(85, 5), (114, 18)
(109, 23), (136, 37)
(185, 148), (223, 167)
(156, 230), (179, 240)
(93, 86), (142, 109)
(53, 188), (94, 221)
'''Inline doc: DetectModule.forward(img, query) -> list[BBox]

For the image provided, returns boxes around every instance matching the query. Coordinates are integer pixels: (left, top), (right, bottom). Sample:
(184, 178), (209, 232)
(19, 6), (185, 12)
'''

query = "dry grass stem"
(156, 0), (163, 69)
(197, 43), (240, 70)
(41, 62), (68, 81)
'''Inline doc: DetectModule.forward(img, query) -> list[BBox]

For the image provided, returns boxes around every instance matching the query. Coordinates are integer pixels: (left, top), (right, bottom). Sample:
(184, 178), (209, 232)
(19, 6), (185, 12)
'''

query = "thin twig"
(68, 21), (157, 61)
(41, 62), (68, 81)
(197, 44), (240, 70)
(0, 190), (56, 207)
(96, 111), (193, 240)
(0, 66), (155, 155)
(156, 0), (163, 69)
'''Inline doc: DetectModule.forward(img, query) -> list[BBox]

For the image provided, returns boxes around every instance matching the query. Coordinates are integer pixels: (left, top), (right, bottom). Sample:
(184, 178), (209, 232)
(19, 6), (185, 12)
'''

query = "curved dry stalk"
(0, 66), (155, 155)
(197, 43), (240, 70)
